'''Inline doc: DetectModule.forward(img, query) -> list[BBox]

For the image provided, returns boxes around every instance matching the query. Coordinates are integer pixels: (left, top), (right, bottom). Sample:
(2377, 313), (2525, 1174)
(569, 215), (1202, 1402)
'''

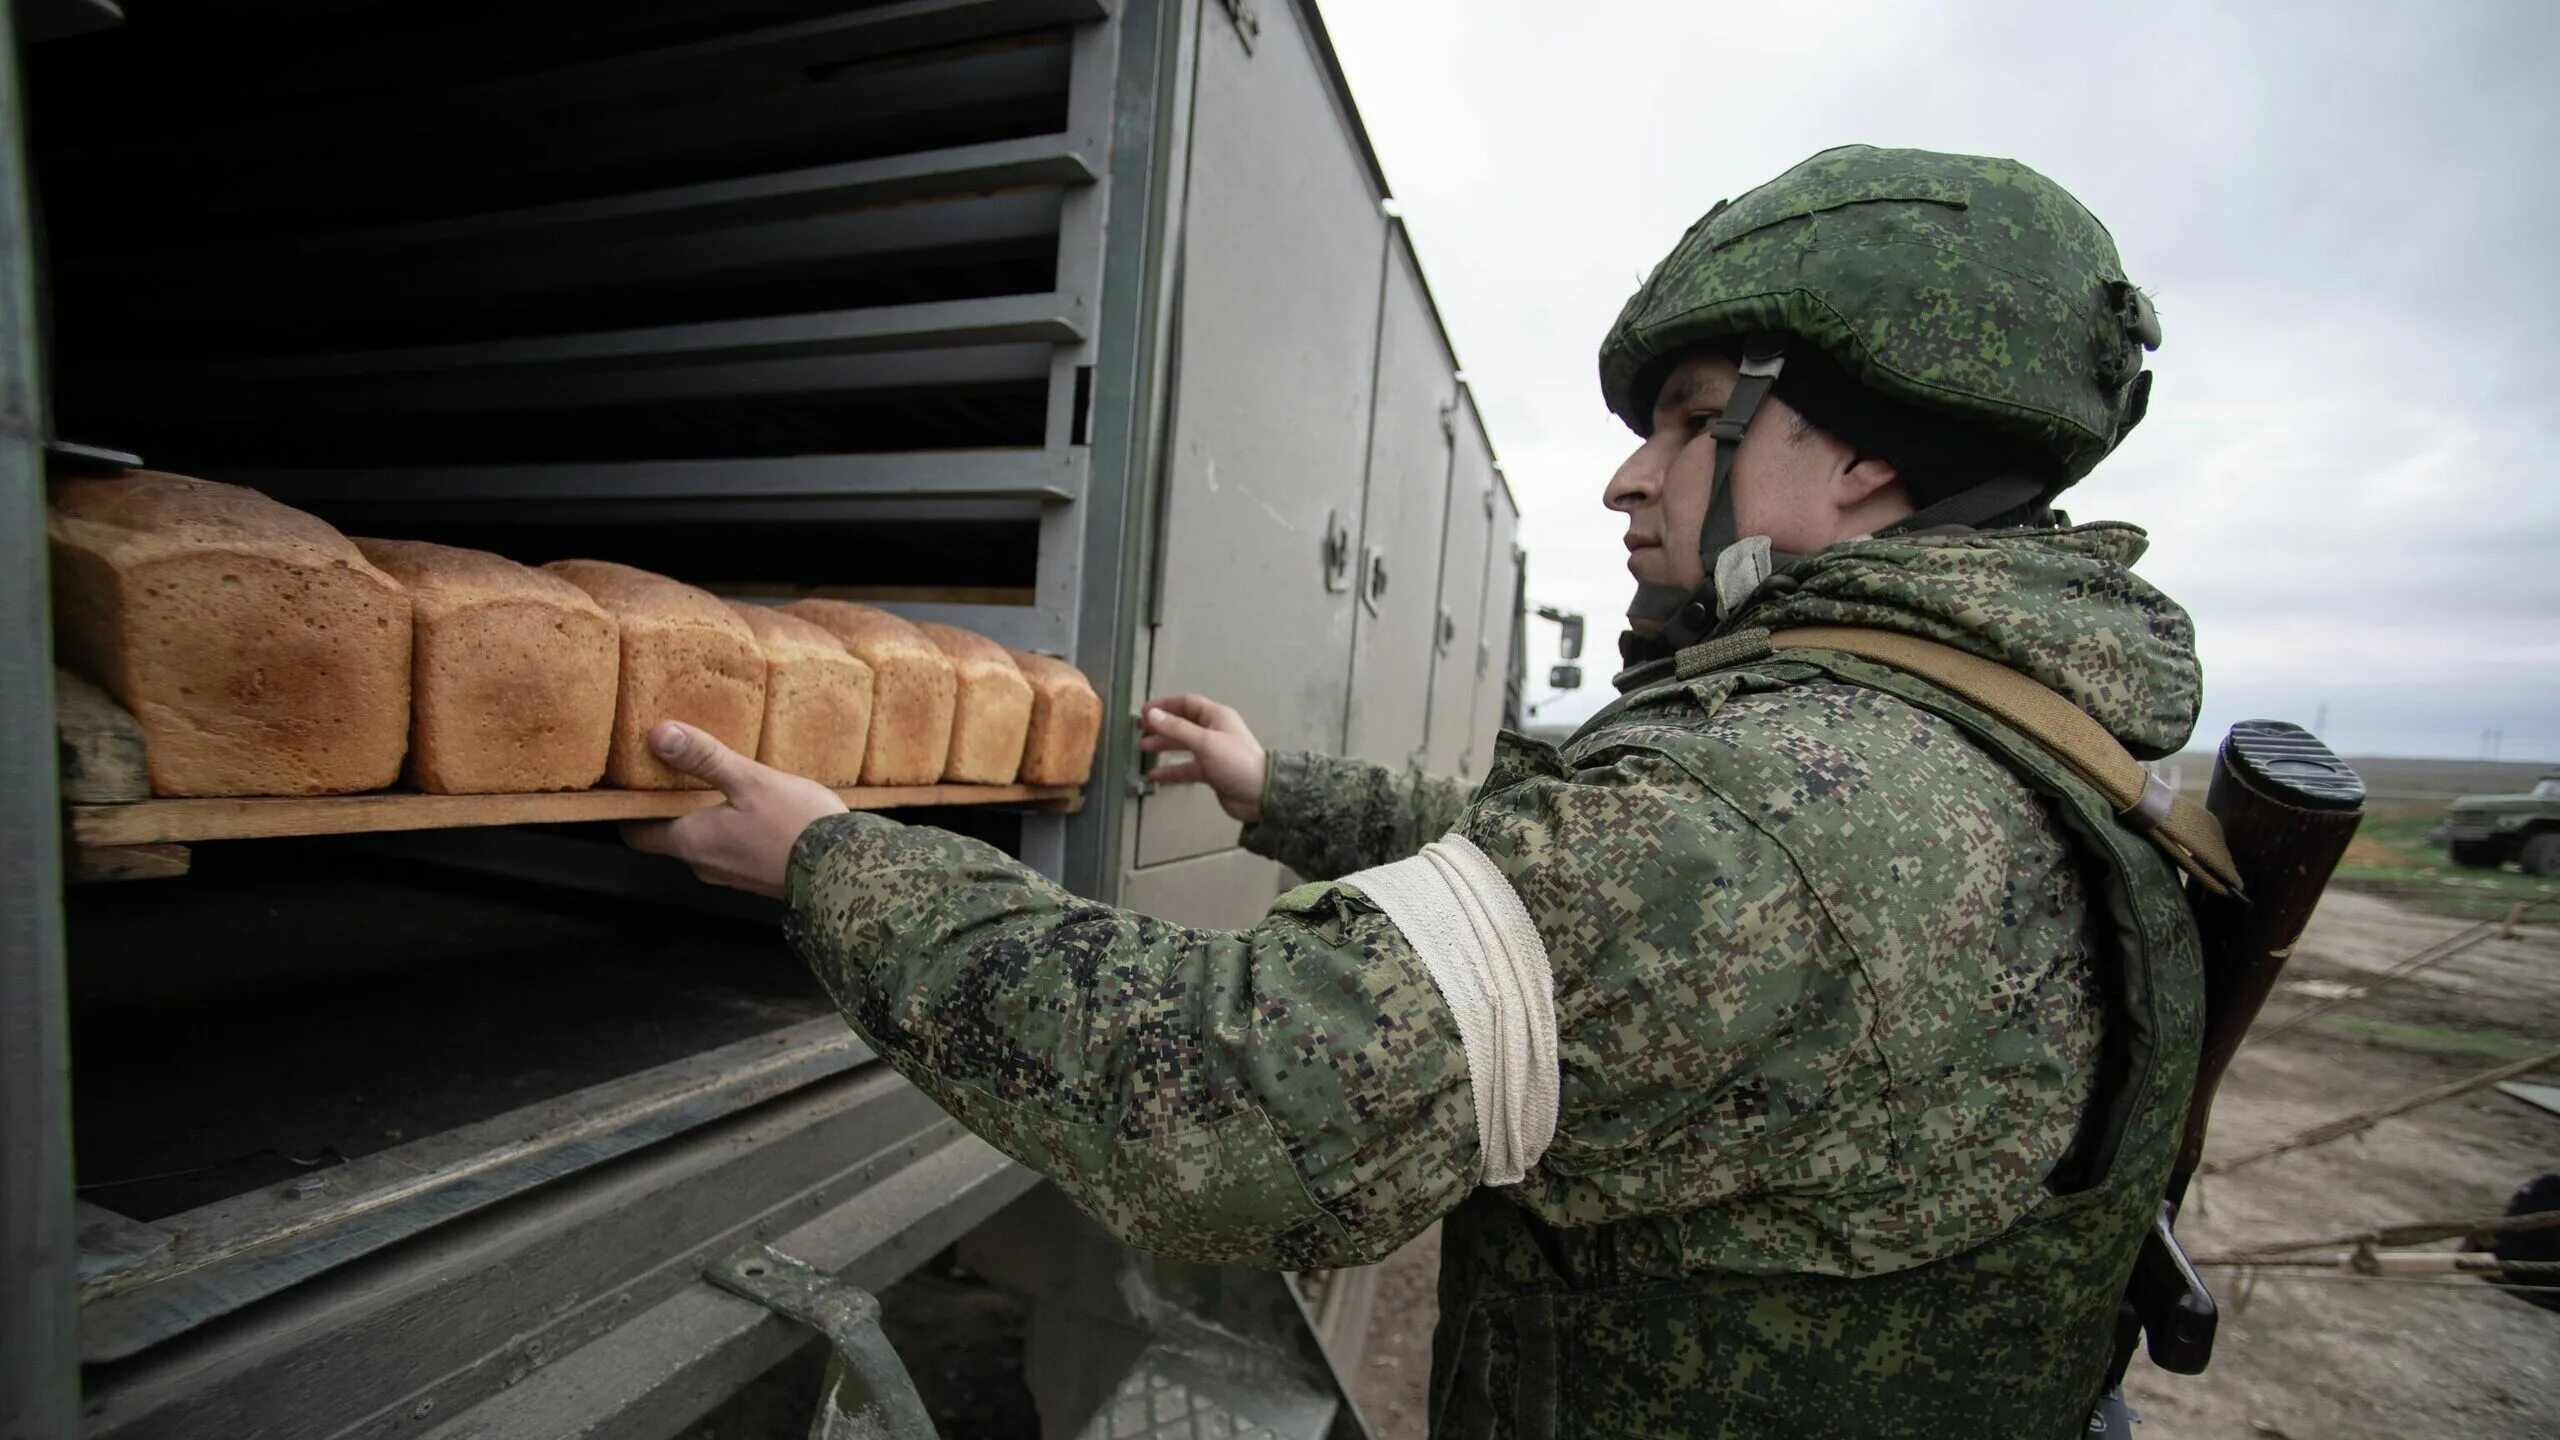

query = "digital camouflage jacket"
(784, 523), (2207, 1438)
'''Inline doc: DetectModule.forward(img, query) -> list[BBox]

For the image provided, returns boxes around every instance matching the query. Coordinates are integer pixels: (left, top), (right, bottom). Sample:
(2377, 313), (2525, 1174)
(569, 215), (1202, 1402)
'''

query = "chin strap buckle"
(1660, 346), (1789, 648)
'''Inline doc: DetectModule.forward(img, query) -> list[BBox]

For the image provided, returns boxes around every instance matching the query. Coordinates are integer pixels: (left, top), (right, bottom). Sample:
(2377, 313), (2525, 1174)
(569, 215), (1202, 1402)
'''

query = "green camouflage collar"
(1613, 523), (2201, 760)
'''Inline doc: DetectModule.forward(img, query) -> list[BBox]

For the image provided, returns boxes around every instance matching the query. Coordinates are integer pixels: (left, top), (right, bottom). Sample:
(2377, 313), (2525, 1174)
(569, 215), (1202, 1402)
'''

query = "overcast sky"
(1319, 0), (2560, 760)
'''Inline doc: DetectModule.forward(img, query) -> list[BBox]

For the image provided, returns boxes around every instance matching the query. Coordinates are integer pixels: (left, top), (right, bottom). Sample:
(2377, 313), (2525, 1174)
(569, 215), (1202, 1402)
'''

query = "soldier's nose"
(1605, 444), (1661, 511)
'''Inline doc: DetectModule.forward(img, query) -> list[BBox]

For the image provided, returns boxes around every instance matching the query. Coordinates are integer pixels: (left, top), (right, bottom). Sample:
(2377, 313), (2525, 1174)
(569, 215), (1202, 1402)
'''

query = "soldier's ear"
(1834, 453), (1902, 510)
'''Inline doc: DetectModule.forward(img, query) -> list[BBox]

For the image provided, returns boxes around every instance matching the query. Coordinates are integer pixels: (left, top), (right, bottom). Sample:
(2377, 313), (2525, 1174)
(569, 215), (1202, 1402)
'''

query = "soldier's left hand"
(621, 720), (849, 898)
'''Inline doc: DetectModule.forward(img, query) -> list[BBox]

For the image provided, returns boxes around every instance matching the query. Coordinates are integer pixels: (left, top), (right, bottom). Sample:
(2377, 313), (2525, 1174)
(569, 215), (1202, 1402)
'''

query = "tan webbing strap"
(1765, 626), (2243, 895)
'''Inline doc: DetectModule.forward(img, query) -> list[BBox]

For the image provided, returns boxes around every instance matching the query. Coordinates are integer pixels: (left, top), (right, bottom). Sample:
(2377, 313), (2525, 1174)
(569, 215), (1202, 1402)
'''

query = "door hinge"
(1220, 0), (1260, 52)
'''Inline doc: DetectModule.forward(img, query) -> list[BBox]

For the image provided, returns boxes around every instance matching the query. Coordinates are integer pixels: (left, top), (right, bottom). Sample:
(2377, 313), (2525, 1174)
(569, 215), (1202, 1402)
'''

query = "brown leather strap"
(1766, 626), (2242, 895)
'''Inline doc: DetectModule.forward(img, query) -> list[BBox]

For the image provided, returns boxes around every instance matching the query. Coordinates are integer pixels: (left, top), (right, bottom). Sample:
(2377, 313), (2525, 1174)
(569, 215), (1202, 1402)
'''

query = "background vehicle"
(2444, 776), (2560, 875)
(0, 1), (1524, 1435)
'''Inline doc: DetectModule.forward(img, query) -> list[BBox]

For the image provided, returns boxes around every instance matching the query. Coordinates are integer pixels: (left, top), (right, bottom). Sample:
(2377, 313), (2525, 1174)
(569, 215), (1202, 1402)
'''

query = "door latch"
(1360, 548), (1388, 616)
(1322, 510), (1353, 594)
(1220, 0), (1260, 52)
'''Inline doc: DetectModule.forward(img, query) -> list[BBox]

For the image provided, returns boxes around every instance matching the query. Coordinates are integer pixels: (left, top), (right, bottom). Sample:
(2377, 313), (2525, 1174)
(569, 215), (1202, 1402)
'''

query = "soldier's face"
(1604, 353), (1885, 591)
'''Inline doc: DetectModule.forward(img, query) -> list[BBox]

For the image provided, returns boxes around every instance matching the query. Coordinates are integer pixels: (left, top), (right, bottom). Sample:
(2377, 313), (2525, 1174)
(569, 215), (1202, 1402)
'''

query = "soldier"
(628, 145), (2203, 1438)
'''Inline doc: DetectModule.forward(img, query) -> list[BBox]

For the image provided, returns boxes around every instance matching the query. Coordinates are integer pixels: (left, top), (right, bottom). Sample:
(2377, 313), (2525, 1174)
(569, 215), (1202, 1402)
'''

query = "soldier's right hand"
(1140, 695), (1268, 824)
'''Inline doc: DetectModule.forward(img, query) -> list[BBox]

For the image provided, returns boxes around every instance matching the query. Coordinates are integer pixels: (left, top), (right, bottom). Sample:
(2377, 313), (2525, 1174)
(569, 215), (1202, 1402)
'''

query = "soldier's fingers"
(1144, 694), (1226, 728)
(647, 720), (759, 798)
(1138, 733), (1186, 753)
(1150, 760), (1205, 786)
(1143, 706), (1213, 751)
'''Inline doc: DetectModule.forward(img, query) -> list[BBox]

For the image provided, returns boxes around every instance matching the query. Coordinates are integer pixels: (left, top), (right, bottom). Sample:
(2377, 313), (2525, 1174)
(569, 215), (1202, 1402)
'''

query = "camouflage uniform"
(785, 525), (2201, 1436)
(786, 146), (2203, 1437)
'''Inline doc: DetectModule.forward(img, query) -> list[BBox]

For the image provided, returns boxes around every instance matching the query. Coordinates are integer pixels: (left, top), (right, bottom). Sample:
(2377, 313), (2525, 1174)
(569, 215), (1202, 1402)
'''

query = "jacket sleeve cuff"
(1240, 749), (1319, 861)
(785, 810), (902, 914)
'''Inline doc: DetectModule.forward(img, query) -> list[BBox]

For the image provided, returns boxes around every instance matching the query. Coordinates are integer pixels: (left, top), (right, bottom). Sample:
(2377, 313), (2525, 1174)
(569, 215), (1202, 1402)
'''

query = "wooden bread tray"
(56, 667), (1082, 854)
(68, 783), (1083, 848)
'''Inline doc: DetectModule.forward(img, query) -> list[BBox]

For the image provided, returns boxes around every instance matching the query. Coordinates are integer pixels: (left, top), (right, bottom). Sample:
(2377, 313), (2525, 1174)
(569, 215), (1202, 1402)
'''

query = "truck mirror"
(1548, 664), (1583, 692)
(1558, 616), (1584, 661)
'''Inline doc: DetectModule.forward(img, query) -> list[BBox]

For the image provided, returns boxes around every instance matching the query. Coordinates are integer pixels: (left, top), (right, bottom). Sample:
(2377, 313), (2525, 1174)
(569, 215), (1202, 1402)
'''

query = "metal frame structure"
(2, 4), (82, 1434)
(4, 1), (1521, 1433)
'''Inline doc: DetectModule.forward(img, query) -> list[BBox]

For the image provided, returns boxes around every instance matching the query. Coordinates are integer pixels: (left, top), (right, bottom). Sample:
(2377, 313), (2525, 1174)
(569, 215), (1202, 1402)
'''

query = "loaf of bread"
(354, 539), (617, 794)
(1006, 649), (1103, 786)
(914, 623), (1032, 784)
(777, 600), (954, 785)
(723, 601), (873, 786)
(49, 471), (411, 796)
(543, 560), (763, 790)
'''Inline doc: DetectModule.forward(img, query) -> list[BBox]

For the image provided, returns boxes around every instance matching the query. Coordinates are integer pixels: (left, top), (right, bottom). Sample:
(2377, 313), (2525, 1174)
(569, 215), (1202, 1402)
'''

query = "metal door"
(1467, 484), (1525, 775)
(1341, 225), (1459, 768)
(1422, 385), (1496, 777)
(1136, 0), (1390, 868)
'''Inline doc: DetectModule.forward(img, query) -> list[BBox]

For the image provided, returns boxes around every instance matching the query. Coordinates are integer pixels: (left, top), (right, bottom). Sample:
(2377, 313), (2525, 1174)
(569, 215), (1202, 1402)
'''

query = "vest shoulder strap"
(1748, 626), (2241, 895)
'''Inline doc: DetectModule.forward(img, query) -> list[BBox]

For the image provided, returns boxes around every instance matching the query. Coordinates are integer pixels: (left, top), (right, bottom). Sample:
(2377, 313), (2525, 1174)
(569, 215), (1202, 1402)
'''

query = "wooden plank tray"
(69, 783), (1082, 848)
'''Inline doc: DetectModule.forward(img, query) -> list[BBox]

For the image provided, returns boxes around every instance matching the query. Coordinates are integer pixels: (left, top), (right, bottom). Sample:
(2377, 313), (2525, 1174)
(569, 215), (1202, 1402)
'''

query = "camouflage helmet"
(1605, 146), (2161, 649)
(1599, 145), (2159, 482)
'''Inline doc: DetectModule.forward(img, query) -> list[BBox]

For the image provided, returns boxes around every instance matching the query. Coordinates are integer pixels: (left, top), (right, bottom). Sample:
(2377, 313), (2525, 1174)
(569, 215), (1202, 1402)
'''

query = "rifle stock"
(2180, 722), (2367, 1198)
(2127, 720), (2365, 1376)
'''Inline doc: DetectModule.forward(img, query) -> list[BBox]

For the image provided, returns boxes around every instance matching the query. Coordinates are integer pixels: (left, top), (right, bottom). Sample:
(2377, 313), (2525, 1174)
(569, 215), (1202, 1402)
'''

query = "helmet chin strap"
(1630, 346), (1788, 650)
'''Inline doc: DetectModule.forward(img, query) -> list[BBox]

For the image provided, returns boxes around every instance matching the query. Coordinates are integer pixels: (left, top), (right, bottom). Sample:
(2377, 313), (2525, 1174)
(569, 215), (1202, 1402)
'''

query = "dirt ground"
(1347, 888), (2560, 1439)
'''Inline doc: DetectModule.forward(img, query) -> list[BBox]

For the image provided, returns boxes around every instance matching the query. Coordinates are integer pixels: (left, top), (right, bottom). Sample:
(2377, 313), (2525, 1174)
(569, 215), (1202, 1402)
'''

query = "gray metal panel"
(1341, 227), (1458, 768)
(78, 1021), (874, 1363)
(415, 1139), (1035, 1440)
(207, 133), (1100, 265)
(1136, 0), (1388, 868)
(1122, 847), (1285, 930)
(1016, 10), (1118, 679)
(870, 600), (1069, 655)
(440, 0), (1111, 115)
(304, 190), (1069, 305)
(158, 293), (1086, 384)
(185, 344), (1062, 418)
(1422, 387), (1496, 777)
(0, 1), (77, 1432)
(81, 1067), (969, 1440)
(1069, 0), (1195, 904)
(233, 450), (1085, 506)
(1466, 474), (1524, 775)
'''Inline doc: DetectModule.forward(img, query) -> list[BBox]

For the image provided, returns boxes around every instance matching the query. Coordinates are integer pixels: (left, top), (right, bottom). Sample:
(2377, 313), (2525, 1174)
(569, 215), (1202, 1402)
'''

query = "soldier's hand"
(1141, 694), (1268, 824)
(621, 720), (849, 898)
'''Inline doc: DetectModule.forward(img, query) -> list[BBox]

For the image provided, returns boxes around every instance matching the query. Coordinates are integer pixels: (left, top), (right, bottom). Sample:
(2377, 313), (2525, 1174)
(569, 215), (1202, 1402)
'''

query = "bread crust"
(49, 472), (411, 796)
(913, 623), (1031, 784)
(1006, 649), (1103, 787)
(544, 560), (763, 790)
(357, 539), (618, 794)
(725, 601), (874, 786)
(777, 600), (956, 785)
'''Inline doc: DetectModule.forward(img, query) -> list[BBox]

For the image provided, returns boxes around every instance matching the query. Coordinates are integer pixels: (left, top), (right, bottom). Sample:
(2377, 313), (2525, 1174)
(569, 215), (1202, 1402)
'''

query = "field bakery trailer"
(0, 1), (1526, 1436)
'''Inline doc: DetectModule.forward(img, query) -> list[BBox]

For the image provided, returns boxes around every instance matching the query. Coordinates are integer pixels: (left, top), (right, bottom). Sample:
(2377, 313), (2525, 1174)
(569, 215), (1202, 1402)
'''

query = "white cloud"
(1319, 0), (2560, 757)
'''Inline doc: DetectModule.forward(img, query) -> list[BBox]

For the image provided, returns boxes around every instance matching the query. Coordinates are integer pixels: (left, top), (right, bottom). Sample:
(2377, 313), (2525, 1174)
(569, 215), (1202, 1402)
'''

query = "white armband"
(1342, 833), (1558, 1185)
